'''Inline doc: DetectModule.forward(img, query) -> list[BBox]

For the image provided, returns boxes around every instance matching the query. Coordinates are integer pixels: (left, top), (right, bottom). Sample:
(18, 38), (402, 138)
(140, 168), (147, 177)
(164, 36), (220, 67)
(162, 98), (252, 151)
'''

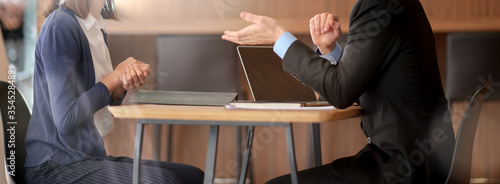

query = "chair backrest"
(445, 33), (500, 102)
(0, 80), (31, 183)
(445, 86), (490, 184)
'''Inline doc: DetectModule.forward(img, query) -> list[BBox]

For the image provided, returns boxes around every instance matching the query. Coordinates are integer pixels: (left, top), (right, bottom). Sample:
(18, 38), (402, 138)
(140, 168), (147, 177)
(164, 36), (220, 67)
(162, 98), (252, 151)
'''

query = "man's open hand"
(222, 12), (286, 45)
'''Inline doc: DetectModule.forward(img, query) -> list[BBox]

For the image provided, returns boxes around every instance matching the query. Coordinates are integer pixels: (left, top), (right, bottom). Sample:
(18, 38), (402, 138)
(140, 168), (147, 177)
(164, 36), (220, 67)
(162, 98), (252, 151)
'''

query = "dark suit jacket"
(281, 0), (455, 183)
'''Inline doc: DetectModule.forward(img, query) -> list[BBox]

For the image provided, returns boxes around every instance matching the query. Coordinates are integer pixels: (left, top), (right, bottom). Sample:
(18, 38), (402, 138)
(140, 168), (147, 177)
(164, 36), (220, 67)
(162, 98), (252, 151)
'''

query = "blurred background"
(1, 0), (499, 183)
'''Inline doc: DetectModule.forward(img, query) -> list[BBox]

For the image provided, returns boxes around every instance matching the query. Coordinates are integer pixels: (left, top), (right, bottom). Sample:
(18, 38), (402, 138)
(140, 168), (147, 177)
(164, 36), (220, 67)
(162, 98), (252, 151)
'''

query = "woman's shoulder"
(42, 7), (81, 33)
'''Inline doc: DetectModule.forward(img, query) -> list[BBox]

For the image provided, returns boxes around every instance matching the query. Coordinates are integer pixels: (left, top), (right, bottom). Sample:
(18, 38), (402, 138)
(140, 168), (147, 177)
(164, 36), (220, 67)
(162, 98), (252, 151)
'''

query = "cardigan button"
(367, 137), (372, 144)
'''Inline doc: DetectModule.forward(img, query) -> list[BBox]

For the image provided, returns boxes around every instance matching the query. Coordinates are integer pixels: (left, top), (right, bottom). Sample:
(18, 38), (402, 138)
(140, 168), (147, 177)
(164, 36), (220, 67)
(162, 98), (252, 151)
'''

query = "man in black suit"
(222, 0), (455, 183)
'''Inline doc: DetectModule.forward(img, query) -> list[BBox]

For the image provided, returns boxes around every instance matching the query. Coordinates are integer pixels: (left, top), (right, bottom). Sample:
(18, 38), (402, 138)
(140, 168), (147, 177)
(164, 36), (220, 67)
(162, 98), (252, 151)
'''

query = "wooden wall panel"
(106, 0), (500, 34)
(434, 33), (448, 88)
(421, 0), (500, 20)
(37, 0), (500, 34)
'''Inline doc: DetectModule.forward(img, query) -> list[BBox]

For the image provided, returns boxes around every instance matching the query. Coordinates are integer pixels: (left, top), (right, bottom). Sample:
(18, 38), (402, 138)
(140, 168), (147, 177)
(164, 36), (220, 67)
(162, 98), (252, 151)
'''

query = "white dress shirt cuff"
(273, 31), (298, 59)
(316, 43), (342, 65)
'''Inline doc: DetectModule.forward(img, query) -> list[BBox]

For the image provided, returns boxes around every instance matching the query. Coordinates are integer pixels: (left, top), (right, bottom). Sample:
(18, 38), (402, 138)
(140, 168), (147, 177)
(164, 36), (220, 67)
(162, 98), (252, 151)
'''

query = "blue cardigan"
(25, 7), (121, 167)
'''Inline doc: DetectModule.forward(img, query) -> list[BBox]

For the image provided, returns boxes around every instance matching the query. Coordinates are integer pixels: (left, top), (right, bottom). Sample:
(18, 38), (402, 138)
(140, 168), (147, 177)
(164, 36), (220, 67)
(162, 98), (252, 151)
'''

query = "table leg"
(238, 126), (255, 184)
(153, 124), (160, 160)
(285, 124), (298, 184)
(311, 123), (322, 167)
(204, 125), (220, 184)
(235, 126), (242, 179)
(133, 122), (145, 184)
(167, 124), (174, 161)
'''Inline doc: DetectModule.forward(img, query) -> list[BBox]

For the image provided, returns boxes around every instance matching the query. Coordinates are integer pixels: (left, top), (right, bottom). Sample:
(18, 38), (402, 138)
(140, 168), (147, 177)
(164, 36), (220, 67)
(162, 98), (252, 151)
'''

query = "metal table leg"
(133, 122), (145, 184)
(167, 124), (174, 161)
(204, 125), (220, 184)
(311, 123), (322, 167)
(235, 126), (242, 180)
(285, 124), (298, 184)
(239, 126), (255, 184)
(153, 124), (160, 160)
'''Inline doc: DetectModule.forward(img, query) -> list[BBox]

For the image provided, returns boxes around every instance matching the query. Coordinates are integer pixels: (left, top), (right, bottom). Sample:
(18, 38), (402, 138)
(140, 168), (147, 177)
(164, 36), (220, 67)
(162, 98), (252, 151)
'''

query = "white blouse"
(76, 14), (114, 137)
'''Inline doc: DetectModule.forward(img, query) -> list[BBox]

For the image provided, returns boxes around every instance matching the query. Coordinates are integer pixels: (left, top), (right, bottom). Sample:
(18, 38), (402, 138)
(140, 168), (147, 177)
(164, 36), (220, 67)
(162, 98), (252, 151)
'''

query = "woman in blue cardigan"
(24, 0), (204, 183)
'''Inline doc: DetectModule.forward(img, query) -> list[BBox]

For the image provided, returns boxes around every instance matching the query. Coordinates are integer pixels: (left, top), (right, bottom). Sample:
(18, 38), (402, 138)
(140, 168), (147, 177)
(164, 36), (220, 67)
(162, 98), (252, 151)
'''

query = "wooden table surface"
(108, 104), (362, 123)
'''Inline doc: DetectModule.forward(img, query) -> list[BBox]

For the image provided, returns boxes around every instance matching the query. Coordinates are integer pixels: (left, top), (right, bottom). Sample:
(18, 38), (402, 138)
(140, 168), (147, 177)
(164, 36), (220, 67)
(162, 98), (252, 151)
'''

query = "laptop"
(237, 46), (325, 104)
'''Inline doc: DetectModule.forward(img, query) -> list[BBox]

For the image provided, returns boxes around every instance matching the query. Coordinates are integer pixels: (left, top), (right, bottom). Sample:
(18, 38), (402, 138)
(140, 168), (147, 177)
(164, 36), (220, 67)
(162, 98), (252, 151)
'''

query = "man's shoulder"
(352, 0), (406, 17)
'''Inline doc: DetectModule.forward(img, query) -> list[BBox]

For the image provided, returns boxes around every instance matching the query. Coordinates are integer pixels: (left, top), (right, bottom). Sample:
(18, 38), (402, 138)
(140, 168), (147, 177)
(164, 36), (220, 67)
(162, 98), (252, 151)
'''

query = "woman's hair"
(42, 0), (118, 20)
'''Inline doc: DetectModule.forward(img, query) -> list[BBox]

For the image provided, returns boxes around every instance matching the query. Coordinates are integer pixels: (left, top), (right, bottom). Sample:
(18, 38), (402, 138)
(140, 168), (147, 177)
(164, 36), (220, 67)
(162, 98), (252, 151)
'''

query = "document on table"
(225, 101), (336, 110)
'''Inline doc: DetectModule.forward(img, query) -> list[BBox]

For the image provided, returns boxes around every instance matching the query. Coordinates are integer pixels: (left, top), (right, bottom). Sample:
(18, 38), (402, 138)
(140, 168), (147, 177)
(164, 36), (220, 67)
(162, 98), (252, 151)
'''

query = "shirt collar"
(76, 14), (105, 31)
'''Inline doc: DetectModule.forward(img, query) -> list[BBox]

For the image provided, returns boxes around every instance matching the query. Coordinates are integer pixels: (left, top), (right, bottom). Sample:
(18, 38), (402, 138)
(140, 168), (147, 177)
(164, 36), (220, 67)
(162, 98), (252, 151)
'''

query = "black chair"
(445, 33), (500, 102)
(445, 33), (500, 183)
(0, 80), (31, 183)
(445, 86), (490, 184)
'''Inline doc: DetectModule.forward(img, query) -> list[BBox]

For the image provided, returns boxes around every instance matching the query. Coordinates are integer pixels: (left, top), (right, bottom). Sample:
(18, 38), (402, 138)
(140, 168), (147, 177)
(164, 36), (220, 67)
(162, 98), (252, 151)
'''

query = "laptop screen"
(237, 46), (318, 102)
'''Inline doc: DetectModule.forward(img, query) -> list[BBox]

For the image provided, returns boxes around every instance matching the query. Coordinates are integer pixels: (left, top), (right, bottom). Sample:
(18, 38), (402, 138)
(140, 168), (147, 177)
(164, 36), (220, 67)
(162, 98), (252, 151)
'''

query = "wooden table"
(108, 104), (362, 184)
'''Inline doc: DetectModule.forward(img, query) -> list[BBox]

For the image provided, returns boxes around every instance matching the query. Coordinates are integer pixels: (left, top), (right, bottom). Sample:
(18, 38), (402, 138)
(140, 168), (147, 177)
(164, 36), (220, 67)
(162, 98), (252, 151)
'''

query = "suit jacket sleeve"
(41, 15), (112, 134)
(281, 1), (399, 109)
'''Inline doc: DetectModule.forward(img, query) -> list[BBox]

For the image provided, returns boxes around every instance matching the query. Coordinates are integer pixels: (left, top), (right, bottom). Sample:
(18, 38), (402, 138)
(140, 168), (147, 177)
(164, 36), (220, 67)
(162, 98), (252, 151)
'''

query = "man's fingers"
(222, 33), (240, 44)
(331, 19), (339, 30)
(314, 15), (321, 35)
(222, 29), (244, 42)
(324, 14), (335, 32)
(222, 28), (257, 45)
(240, 12), (261, 24)
(320, 13), (328, 33)
(331, 17), (341, 34)
(223, 30), (240, 38)
(309, 18), (316, 35)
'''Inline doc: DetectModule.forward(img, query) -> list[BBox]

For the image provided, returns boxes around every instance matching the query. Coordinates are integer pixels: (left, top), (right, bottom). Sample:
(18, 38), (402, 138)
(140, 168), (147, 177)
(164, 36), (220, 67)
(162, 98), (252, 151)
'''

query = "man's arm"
(315, 44), (342, 65)
(222, 12), (342, 58)
(222, 4), (395, 108)
(273, 31), (342, 65)
(281, 2), (399, 108)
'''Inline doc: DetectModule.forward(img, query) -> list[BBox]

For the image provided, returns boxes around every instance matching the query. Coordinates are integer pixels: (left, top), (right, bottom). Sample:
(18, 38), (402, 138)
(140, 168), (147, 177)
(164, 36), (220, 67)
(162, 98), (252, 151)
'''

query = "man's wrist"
(273, 31), (297, 59)
(274, 25), (286, 43)
(318, 46), (333, 55)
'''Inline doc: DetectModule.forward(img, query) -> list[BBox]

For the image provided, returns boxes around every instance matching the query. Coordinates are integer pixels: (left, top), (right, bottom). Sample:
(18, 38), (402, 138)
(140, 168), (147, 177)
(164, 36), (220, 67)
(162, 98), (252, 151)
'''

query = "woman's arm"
(41, 20), (112, 134)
